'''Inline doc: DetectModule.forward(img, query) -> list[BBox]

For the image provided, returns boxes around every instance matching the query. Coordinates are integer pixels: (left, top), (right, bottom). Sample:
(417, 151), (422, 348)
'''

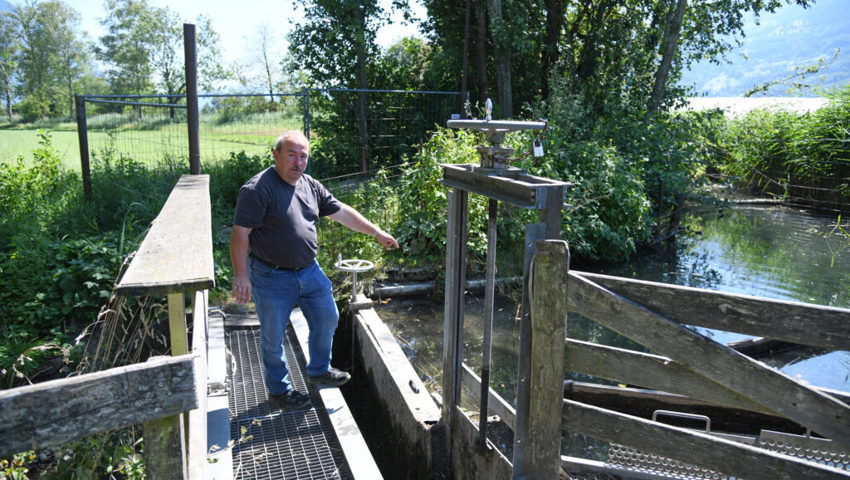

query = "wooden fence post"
(522, 239), (569, 479)
(75, 94), (92, 202)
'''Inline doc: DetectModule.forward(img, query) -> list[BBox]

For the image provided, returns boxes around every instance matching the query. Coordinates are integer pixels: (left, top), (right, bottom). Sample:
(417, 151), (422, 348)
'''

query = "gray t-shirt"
(234, 167), (342, 269)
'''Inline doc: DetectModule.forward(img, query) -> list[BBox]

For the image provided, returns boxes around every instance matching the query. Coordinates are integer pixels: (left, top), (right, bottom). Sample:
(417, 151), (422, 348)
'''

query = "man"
(230, 130), (399, 410)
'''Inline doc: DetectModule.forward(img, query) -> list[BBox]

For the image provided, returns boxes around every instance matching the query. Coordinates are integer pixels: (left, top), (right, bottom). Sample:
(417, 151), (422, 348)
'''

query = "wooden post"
(514, 186), (564, 475)
(75, 94), (92, 202)
(442, 188), (468, 424)
(168, 292), (189, 356)
(526, 240), (568, 478)
(183, 23), (200, 175)
(145, 414), (188, 479)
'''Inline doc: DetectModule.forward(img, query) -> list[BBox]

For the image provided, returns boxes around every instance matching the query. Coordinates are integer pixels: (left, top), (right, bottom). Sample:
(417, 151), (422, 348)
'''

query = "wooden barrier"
(553, 270), (850, 479)
(0, 355), (198, 458)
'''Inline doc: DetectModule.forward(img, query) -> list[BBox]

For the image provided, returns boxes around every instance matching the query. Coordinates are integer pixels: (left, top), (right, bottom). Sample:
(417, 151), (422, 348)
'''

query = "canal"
(373, 198), (850, 457)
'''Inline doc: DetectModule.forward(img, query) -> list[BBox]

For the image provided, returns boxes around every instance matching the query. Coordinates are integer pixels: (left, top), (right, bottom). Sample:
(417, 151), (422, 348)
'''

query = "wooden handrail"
(0, 355), (198, 458)
(116, 174), (214, 297)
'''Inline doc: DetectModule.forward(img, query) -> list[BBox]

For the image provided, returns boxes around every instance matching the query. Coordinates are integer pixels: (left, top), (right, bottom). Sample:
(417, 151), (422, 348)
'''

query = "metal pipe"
(478, 198), (498, 448)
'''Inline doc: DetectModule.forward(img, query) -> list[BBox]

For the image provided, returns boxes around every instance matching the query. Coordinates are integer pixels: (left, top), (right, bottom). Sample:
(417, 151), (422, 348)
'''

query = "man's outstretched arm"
(328, 204), (399, 250)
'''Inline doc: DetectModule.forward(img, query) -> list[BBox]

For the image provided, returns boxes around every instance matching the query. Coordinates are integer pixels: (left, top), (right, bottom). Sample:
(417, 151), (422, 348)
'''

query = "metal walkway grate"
(227, 326), (354, 480)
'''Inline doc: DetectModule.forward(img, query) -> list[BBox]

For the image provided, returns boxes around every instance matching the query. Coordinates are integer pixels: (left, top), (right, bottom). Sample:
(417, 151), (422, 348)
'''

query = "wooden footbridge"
(2, 172), (850, 479)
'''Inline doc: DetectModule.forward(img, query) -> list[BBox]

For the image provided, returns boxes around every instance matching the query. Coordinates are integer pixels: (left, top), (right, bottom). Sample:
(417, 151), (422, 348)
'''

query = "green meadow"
(1, 111), (302, 170)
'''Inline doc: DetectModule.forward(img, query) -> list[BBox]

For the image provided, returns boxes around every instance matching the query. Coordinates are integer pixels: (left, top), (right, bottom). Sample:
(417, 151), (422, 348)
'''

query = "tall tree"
(98, 1), (230, 97)
(486, 0), (511, 117)
(8, 0), (86, 119)
(241, 23), (283, 102)
(0, 12), (19, 118)
(648, 0), (687, 112)
(540, 0), (564, 100)
(97, 0), (158, 95)
(289, 0), (406, 172)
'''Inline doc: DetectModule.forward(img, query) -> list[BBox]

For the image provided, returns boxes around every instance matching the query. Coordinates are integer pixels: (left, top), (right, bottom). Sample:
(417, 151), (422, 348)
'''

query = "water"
(374, 200), (850, 407)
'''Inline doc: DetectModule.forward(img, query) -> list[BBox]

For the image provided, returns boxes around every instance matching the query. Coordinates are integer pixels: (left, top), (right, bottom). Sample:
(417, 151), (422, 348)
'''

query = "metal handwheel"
(334, 255), (374, 299)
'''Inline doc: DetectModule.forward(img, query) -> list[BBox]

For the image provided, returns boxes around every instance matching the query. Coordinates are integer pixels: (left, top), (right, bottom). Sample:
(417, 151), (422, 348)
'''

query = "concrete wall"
(345, 300), (450, 479)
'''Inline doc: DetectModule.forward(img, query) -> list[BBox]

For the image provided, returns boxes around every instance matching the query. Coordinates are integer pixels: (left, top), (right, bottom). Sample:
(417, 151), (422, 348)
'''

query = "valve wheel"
(334, 258), (374, 273)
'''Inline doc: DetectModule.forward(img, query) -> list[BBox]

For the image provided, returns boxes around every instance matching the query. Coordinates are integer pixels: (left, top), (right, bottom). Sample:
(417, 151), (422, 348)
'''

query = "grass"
(0, 128), (86, 170)
(1, 111), (303, 171)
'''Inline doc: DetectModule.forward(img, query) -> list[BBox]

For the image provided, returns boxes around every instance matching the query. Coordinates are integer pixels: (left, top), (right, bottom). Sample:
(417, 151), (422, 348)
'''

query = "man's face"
(273, 135), (310, 185)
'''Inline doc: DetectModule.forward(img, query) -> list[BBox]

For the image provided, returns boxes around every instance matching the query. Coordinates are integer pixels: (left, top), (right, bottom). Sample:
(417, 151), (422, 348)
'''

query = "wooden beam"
(565, 339), (850, 413)
(573, 271), (850, 350)
(563, 400), (850, 480)
(567, 272), (850, 447)
(461, 364), (516, 431)
(117, 175), (214, 297)
(168, 292), (188, 356)
(562, 381), (807, 435)
(522, 240), (568, 479)
(186, 290), (209, 480)
(145, 413), (187, 479)
(442, 189), (468, 424)
(0, 355), (198, 458)
(565, 338), (772, 415)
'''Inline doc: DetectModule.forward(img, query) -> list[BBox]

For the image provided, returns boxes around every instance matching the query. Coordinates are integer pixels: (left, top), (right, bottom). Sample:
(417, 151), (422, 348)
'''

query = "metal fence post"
(184, 23), (200, 175)
(75, 94), (92, 202)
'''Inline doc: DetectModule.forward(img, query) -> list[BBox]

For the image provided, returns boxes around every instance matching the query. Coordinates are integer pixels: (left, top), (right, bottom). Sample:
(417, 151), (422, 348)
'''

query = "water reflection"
(373, 202), (850, 458)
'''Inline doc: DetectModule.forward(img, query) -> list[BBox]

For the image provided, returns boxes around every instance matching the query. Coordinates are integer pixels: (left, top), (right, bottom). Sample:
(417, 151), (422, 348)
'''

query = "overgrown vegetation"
(716, 86), (850, 209)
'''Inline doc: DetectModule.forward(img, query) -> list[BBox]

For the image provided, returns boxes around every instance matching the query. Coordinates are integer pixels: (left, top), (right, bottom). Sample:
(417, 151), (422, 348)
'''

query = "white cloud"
(701, 73), (741, 95)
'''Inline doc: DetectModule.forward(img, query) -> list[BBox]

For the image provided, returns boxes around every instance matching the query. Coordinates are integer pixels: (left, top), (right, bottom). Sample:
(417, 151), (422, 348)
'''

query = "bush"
(717, 86), (850, 205)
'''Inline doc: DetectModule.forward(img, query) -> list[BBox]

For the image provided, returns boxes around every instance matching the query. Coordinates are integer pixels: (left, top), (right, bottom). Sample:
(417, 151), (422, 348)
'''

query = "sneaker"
(307, 367), (351, 386)
(269, 390), (311, 410)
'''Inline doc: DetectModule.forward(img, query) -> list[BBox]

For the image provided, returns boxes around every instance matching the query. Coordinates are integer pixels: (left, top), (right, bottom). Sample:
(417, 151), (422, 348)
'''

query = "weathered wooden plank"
(461, 364), (517, 431)
(574, 271), (850, 350)
(442, 188), (468, 423)
(524, 240), (569, 480)
(563, 400), (850, 480)
(567, 272), (850, 447)
(565, 338), (850, 413)
(144, 414), (187, 479)
(117, 175), (214, 297)
(0, 355), (198, 458)
(186, 290), (208, 480)
(562, 381), (808, 435)
(565, 338), (773, 415)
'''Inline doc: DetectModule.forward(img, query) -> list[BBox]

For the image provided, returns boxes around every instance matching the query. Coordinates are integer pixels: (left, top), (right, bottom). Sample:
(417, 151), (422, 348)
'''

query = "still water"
(374, 201), (850, 403)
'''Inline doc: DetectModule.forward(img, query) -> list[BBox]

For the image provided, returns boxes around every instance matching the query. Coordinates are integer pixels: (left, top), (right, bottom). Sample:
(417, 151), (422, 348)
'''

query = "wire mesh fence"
(78, 88), (459, 179)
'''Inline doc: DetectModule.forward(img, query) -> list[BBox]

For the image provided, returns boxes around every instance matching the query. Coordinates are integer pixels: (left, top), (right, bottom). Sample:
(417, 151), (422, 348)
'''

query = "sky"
(71, 0), (426, 66)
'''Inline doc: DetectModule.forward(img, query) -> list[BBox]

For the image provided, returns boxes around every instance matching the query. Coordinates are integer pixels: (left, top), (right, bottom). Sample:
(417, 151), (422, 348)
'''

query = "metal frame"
(440, 159), (568, 476)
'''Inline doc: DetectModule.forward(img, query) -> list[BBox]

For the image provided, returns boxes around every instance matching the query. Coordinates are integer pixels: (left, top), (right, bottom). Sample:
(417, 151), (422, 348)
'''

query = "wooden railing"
(458, 239), (850, 479)
(0, 175), (215, 479)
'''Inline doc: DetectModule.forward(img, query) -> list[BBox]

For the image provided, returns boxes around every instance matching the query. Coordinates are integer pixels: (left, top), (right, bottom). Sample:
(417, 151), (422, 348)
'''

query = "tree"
(240, 23), (284, 102)
(0, 12), (19, 118)
(486, 0), (511, 117)
(98, 0), (231, 98)
(289, 0), (407, 172)
(8, 0), (87, 119)
(421, 0), (815, 116)
(97, 0), (158, 95)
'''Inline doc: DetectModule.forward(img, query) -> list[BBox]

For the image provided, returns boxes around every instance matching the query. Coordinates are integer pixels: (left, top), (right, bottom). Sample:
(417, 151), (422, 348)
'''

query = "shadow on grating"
(226, 326), (354, 480)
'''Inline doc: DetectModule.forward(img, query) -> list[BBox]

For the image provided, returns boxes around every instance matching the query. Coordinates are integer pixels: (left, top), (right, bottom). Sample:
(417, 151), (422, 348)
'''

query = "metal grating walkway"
(226, 326), (354, 480)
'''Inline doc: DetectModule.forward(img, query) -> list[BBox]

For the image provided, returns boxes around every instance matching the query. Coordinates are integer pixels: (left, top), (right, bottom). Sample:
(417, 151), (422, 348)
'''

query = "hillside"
(680, 0), (850, 97)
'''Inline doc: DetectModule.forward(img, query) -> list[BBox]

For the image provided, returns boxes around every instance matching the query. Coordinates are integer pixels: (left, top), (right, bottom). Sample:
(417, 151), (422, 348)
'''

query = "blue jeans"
(250, 257), (339, 395)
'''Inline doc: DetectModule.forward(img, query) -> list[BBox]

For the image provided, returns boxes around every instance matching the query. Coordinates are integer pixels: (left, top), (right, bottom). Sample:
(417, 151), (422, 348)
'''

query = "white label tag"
(533, 138), (544, 157)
